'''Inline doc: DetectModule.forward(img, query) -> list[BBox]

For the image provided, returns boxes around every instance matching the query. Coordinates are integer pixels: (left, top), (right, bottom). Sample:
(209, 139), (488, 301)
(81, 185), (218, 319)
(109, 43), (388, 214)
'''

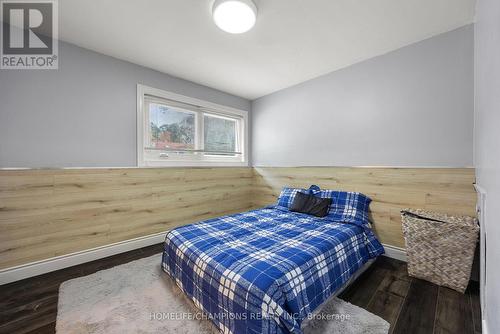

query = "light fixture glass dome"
(212, 0), (257, 34)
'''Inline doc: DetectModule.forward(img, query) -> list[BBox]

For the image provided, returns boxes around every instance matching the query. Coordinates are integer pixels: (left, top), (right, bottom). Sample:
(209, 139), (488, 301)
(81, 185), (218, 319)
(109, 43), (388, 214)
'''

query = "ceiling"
(59, 0), (476, 100)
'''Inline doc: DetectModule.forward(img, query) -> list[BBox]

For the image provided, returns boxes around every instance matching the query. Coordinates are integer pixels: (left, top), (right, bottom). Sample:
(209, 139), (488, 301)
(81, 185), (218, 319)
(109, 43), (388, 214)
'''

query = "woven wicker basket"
(401, 209), (479, 293)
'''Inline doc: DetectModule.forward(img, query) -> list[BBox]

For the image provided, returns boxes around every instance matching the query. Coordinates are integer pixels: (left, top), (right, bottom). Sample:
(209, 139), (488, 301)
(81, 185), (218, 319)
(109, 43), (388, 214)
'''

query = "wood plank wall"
(0, 168), (253, 270)
(0, 167), (476, 270)
(252, 167), (476, 248)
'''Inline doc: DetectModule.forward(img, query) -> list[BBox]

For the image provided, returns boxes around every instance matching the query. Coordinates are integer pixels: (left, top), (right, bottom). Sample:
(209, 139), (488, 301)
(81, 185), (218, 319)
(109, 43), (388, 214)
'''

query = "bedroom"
(0, 0), (498, 333)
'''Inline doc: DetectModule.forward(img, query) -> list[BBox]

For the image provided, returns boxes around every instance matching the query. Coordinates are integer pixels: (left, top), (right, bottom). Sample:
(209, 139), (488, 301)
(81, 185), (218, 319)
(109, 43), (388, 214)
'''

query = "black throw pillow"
(289, 192), (332, 217)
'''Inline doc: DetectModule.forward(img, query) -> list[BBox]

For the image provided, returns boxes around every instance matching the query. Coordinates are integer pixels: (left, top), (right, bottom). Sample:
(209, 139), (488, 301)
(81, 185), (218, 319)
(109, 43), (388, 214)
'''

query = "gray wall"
(0, 41), (250, 168)
(474, 0), (500, 332)
(252, 25), (474, 167)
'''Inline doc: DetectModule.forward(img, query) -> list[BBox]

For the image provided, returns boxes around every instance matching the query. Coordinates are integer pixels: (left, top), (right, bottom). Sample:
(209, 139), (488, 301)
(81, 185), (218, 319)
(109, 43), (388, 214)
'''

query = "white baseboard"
(381, 244), (407, 262)
(0, 231), (167, 285)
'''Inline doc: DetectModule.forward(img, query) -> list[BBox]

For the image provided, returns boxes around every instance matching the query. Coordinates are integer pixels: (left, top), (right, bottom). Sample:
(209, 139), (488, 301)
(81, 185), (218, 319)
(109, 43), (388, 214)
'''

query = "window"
(149, 103), (196, 151)
(137, 85), (248, 167)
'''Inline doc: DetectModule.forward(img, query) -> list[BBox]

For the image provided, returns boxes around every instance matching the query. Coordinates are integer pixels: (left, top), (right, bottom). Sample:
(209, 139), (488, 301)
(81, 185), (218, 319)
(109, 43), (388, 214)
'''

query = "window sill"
(139, 160), (249, 168)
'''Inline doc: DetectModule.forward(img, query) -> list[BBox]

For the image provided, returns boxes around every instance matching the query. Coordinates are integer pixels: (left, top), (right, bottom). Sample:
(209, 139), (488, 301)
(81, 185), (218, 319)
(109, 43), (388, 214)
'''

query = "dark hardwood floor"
(0, 244), (164, 334)
(0, 246), (481, 334)
(338, 257), (482, 334)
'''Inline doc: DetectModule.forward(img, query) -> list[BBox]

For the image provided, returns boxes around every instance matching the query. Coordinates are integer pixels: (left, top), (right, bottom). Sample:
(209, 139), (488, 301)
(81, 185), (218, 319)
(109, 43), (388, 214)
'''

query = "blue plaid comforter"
(162, 206), (384, 334)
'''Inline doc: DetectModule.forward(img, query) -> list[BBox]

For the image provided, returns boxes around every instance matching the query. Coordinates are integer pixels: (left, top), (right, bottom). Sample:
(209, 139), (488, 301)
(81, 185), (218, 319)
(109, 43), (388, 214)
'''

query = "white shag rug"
(57, 254), (389, 334)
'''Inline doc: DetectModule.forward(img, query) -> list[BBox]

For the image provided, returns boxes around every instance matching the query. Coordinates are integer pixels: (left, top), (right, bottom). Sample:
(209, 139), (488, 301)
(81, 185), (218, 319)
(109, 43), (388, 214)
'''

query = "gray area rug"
(57, 254), (389, 334)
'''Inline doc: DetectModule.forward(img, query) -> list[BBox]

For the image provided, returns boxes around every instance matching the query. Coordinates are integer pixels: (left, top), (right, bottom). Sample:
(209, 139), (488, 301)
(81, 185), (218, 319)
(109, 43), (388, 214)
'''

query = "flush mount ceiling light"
(212, 0), (257, 34)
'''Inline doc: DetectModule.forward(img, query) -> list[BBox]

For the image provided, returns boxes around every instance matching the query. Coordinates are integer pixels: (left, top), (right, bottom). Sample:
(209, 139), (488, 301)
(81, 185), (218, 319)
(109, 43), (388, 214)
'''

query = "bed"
(162, 194), (384, 334)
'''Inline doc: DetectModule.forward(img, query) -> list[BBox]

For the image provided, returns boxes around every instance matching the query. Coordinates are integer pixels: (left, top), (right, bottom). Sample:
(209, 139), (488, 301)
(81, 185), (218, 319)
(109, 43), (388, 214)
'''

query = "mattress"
(162, 206), (384, 334)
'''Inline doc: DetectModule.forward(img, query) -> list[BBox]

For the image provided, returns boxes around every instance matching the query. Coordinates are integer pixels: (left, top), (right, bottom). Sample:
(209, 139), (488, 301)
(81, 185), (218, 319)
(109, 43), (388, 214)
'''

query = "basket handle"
(400, 210), (449, 224)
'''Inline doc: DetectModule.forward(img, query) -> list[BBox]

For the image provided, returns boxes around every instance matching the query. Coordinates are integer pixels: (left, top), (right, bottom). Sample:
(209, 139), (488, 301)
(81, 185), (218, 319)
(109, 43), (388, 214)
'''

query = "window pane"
(149, 103), (195, 150)
(204, 115), (236, 154)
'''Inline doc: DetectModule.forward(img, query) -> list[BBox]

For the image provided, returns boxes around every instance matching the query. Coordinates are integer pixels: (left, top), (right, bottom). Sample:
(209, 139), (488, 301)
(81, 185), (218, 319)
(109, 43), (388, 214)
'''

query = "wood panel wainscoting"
(0, 168), (253, 270)
(0, 166), (476, 275)
(252, 167), (476, 248)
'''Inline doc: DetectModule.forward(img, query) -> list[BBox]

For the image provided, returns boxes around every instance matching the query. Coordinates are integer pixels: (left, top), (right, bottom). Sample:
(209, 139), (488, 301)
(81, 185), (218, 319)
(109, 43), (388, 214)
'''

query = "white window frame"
(137, 84), (249, 167)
